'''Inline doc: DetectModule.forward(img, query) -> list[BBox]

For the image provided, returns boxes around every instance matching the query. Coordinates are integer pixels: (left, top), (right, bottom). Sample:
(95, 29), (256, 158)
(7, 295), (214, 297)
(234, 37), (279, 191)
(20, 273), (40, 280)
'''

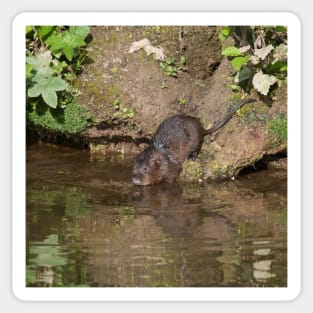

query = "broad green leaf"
(231, 56), (250, 71)
(28, 83), (42, 98)
(69, 26), (90, 39)
(42, 88), (58, 108)
(46, 30), (87, 61)
(222, 46), (242, 57)
(219, 26), (231, 41)
(26, 50), (51, 66)
(26, 64), (33, 79)
(63, 45), (74, 61)
(235, 67), (253, 83)
(45, 33), (65, 52)
(36, 26), (54, 38)
(26, 51), (55, 78)
(70, 36), (86, 48)
(27, 76), (68, 108)
(62, 32), (73, 44)
(26, 25), (33, 34)
(48, 76), (69, 91)
(268, 61), (287, 73)
(252, 71), (278, 95)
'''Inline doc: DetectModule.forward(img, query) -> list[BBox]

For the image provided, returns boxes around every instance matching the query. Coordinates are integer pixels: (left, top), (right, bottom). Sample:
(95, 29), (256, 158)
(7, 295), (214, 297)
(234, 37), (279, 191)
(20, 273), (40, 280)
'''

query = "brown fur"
(132, 99), (256, 185)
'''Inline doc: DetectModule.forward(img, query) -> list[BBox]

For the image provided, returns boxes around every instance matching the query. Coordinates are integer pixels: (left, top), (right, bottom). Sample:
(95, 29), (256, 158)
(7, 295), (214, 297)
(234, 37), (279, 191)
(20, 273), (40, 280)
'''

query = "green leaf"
(28, 83), (42, 98)
(63, 44), (74, 61)
(69, 26), (90, 39)
(268, 61), (287, 73)
(27, 76), (68, 108)
(36, 26), (54, 38)
(275, 26), (287, 33)
(26, 64), (33, 79)
(26, 25), (33, 34)
(165, 57), (176, 65)
(45, 30), (87, 61)
(235, 67), (253, 83)
(231, 56), (250, 71)
(113, 99), (120, 109)
(42, 88), (58, 108)
(26, 51), (55, 78)
(45, 33), (65, 52)
(252, 71), (278, 95)
(70, 35), (87, 48)
(222, 46), (242, 57)
(49, 76), (69, 91)
(219, 26), (231, 41)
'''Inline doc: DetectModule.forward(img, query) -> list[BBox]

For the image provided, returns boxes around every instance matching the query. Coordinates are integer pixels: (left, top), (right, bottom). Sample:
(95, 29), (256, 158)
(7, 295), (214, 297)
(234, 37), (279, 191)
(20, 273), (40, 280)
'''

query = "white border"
(12, 12), (301, 301)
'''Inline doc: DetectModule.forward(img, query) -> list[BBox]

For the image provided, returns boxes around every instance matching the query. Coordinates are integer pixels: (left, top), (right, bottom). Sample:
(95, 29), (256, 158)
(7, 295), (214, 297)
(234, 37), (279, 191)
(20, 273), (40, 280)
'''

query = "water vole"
(132, 99), (256, 185)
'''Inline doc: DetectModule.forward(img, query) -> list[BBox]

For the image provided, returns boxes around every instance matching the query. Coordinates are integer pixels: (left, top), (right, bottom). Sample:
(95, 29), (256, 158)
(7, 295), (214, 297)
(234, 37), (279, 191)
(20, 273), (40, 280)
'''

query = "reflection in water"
(26, 144), (287, 287)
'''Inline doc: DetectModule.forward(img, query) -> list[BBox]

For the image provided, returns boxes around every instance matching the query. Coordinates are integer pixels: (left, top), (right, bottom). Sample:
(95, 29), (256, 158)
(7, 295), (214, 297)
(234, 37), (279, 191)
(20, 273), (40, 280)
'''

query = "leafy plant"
(219, 26), (287, 97)
(26, 26), (93, 135)
(26, 26), (90, 109)
(45, 26), (89, 61)
(159, 55), (186, 77)
(178, 98), (186, 106)
(27, 51), (68, 108)
(113, 99), (134, 119)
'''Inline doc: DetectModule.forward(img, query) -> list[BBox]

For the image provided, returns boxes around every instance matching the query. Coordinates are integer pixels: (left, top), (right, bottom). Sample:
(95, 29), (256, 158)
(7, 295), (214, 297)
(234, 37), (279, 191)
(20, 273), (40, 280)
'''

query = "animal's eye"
(143, 166), (148, 173)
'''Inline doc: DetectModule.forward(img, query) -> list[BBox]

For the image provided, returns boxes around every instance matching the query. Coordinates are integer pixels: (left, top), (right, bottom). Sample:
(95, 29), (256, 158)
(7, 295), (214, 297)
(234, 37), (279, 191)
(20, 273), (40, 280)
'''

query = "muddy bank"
(28, 26), (287, 182)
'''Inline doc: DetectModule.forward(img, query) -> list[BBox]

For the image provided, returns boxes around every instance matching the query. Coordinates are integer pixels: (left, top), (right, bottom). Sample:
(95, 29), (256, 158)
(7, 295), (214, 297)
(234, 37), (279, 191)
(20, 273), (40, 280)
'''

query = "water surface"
(26, 144), (287, 287)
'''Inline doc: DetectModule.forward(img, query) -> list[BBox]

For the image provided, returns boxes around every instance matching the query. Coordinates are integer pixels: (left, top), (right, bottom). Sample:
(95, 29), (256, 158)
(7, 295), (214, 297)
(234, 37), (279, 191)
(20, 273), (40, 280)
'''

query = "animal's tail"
(203, 98), (256, 136)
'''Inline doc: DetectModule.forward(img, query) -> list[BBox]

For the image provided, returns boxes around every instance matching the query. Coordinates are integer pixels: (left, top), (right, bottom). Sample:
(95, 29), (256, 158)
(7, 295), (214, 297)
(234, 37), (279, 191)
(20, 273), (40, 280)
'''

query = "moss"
(207, 161), (230, 180)
(239, 102), (269, 125)
(179, 160), (203, 182)
(27, 100), (93, 134)
(90, 143), (107, 154)
(179, 158), (240, 183)
(222, 96), (269, 126)
(267, 114), (287, 147)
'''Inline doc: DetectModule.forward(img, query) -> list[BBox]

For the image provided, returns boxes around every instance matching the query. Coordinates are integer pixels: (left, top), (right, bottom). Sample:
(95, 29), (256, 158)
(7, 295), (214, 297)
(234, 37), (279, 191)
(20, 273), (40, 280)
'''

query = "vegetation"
(267, 114), (287, 147)
(159, 55), (186, 77)
(27, 100), (93, 134)
(26, 26), (93, 134)
(113, 99), (134, 120)
(219, 26), (287, 97)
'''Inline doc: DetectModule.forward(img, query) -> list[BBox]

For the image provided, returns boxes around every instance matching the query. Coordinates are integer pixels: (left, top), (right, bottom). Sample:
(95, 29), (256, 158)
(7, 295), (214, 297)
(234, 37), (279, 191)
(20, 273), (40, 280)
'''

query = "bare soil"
(73, 26), (287, 181)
